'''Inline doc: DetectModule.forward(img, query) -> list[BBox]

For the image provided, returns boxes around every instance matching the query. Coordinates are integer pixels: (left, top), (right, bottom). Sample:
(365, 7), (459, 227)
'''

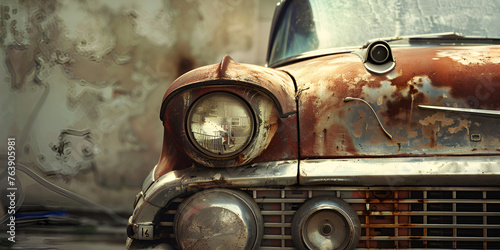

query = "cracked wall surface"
(0, 0), (275, 213)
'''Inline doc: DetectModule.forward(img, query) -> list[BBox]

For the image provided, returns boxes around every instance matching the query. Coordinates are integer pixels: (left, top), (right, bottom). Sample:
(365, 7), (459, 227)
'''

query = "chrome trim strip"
(418, 105), (500, 117)
(300, 157), (500, 186)
(146, 160), (298, 208)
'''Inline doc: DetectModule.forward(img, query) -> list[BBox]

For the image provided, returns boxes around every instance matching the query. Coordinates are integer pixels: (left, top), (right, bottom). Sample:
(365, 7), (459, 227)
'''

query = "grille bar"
(357, 211), (500, 216)
(256, 198), (500, 204)
(361, 236), (500, 241)
(360, 224), (500, 229)
(264, 222), (292, 227)
(260, 210), (500, 216)
(263, 235), (293, 240)
(261, 211), (296, 215)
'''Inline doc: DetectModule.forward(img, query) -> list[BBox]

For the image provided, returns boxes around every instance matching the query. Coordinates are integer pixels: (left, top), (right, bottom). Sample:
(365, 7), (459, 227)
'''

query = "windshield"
(268, 0), (500, 66)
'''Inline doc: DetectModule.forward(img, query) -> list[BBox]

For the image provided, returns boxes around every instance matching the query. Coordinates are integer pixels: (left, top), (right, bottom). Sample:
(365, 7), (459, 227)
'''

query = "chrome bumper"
(300, 156), (500, 186)
(127, 160), (298, 240)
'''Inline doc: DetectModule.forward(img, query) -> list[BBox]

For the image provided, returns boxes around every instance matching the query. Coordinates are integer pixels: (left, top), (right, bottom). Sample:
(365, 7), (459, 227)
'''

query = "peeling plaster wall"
(0, 0), (274, 213)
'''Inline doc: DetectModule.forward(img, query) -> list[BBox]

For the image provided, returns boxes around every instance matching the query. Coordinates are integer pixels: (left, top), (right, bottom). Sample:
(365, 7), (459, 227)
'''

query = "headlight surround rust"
(186, 92), (255, 157)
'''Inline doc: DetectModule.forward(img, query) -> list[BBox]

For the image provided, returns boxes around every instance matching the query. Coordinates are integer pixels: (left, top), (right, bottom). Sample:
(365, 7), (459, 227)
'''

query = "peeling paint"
(436, 48), (500, 66)
(448, 119), (471, 134)
(419, 112), (454, 127)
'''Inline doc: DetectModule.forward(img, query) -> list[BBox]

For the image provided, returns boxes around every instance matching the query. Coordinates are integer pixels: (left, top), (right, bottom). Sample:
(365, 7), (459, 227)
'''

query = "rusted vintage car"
(127, 0), (500, 249)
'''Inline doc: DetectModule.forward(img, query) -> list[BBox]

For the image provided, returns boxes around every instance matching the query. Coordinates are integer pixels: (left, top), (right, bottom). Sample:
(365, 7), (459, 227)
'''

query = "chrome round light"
(187, 92), (254, 157)
(292, 196), (361, 250)
(174, 189), (263, 250)
(370, 43), (390, 64)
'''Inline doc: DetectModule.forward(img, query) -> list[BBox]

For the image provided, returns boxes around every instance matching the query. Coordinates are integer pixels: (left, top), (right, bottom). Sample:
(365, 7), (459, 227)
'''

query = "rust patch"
(429, 130), (437, 148)
(414, 47), (500, 109)
(408, 236), (423, 240)
(384, 80), (426, 126)
(361, 210), (371, 216)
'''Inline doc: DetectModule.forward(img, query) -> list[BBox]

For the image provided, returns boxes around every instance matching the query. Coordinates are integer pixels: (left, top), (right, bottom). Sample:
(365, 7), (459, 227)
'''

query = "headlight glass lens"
(187, 92), (254, 156)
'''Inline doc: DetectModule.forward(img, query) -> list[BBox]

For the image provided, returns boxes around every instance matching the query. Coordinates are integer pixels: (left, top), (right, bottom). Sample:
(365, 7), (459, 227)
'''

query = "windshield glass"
(268, 0), (500, 66)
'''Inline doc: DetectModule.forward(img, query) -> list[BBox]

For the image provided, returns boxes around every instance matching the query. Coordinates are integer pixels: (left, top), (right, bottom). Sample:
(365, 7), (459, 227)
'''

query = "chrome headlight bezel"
(186, 92), (256, 158)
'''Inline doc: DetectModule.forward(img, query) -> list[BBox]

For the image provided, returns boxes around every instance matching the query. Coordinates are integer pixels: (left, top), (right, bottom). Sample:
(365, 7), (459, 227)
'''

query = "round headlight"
(187, 92), (254, 157)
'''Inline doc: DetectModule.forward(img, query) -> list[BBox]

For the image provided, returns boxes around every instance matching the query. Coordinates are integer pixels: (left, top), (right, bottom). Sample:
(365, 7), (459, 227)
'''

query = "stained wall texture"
(0, 0), (276, 213)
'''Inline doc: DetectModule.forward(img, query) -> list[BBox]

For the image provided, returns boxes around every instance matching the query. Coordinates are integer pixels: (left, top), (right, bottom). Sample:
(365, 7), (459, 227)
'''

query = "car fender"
(159, 55), (297, 121)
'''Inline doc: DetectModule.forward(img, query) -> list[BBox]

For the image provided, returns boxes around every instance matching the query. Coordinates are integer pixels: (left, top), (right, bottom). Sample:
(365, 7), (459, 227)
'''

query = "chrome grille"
(159, 186), (500, 249)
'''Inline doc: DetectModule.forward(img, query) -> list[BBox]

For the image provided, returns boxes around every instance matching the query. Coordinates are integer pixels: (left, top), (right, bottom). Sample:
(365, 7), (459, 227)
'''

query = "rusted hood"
(281, 46), (500, 158)
(160, 55), (296, 120)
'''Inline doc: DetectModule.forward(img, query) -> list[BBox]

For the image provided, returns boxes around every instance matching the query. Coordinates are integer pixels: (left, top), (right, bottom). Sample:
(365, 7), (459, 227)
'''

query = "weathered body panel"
(281, 46), (500, 159)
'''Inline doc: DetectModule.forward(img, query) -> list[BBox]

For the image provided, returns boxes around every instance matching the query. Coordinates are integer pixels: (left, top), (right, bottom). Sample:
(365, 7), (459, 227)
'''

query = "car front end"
(128, 0), (500, 249)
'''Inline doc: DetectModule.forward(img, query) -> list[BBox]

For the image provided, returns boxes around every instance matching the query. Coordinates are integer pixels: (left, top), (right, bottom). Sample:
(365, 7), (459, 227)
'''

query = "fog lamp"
(292, 196), (361, 250)
(187, 92), (254, 157)
(174, 189), (263, 250)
